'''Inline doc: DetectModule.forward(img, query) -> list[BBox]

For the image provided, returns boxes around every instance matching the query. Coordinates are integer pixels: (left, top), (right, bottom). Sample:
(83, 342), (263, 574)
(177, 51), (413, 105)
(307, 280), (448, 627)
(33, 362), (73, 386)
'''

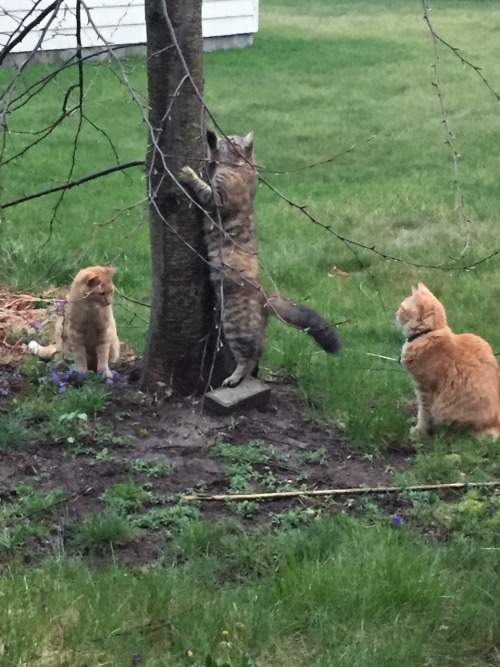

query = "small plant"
(133, 499), (200, 532)
(205, 654), (258, 667)
(2, 484), (67, 522)
(0, 526), (25, 553)
(129, 457), (174, 477)
(227, 500), (260, 519)
(0, 411), (29, 450)
(302, 446), (329, 466)
(270, 506), (317, 529)
(210, 441), (286, 502)
(203, 631), (259, 667)
(101, 480), (150, 513)
(57, 410), (89, 444)
(94, 429), (134, 449)
(69, 511), (136, 553)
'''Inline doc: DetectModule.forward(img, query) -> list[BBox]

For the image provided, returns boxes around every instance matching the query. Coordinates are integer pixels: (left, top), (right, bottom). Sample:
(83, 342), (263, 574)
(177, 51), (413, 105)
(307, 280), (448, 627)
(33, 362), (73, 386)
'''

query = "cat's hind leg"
(222, 359), (257, 387)
(109, 335), (120, 365)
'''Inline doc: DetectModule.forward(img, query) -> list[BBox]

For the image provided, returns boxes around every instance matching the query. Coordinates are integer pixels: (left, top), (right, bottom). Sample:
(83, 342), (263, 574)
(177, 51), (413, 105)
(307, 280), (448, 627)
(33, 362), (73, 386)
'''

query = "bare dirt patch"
(0, 360), (411, 566)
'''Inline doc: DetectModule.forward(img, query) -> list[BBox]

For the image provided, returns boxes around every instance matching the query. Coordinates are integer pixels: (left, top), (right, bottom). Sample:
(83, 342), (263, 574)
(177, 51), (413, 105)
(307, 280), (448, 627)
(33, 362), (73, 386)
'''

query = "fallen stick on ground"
(182, 480), (500, 502)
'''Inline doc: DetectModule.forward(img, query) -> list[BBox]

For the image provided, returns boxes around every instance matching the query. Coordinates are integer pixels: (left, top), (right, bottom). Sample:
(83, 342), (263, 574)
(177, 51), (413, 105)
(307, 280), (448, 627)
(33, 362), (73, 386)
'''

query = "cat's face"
(396, 283), (447, 335)
(73, 266), (116, 306)
(206, 129), (254, 166)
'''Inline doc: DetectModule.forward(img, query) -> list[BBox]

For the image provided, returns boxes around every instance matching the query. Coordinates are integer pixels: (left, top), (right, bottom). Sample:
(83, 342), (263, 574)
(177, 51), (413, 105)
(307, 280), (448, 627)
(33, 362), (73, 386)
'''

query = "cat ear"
(412, 289), (424, 307)
(417, 282), (432, 295)
(83, 271), (99, 286)
(243, 131), (254, 151)
(206, 129), (218, 151)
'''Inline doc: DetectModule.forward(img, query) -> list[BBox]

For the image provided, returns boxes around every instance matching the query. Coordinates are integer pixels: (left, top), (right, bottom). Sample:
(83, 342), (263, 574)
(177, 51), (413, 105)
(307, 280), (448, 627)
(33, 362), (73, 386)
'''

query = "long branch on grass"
(261, 172), (500, 272)
(183, 480), (500, 502)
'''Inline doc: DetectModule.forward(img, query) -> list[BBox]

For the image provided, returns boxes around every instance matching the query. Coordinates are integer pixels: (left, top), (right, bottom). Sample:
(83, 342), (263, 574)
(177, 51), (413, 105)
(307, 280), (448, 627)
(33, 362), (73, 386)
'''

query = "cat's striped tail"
(265, 292), (342, 354)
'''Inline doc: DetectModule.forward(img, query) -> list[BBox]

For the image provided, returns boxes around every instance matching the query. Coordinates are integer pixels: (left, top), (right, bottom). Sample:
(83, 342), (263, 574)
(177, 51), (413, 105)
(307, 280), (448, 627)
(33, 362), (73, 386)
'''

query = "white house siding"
(0, 0), (259, 54)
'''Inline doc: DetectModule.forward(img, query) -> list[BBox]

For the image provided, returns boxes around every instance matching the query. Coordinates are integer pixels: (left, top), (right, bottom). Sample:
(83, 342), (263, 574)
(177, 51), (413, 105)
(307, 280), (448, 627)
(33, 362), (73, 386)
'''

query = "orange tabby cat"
(28, 266), (120, 378)
(397, 282), (500, 438)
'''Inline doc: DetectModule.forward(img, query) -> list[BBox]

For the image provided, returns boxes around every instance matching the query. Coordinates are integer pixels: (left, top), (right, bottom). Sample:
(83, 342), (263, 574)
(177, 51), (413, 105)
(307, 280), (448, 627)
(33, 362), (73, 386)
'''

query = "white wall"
(0, 0), (259, 53)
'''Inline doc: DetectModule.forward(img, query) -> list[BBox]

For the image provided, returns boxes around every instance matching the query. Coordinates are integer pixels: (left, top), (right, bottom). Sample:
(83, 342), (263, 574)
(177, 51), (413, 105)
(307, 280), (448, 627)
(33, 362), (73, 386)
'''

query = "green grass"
(2, 0), (500, 447)
(0, 12), (496, 458)
(68, 510), (136, 553)
(2, 1), (500, 663)
(1, 515), (500, 666)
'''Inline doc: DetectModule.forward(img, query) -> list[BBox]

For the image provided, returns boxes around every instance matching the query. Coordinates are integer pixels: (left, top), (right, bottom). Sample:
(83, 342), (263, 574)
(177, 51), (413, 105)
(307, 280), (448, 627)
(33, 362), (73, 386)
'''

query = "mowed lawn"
(1, 2), (500, 664)
(2, 0), (500, 445)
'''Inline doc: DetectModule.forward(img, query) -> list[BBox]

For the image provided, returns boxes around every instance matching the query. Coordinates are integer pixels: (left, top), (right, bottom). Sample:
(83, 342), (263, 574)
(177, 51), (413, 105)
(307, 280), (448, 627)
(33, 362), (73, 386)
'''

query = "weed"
(210, 441), (286, 503)
(0, 410), (29, 450)
(129, 457), (174, 477)
(302, 446), (329, 466)
(270, 506), (317, 529)
(206, 652), (259, 667)
(101, 480), (150, 513)
(133, 499), (201, 532)
(1, 484), (67, 523)
(69, 511), (136, 553)
(94, 429), (134, 449)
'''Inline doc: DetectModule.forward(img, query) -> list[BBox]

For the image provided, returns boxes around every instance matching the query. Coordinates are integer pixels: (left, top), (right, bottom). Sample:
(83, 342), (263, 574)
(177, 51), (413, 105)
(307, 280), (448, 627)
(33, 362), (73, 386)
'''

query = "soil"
(0, 360), (414, 566)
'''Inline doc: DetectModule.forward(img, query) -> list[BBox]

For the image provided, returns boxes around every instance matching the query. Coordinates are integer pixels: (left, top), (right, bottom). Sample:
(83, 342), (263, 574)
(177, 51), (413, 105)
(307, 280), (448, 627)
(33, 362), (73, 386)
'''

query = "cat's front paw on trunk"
(179, 166), (197, 183)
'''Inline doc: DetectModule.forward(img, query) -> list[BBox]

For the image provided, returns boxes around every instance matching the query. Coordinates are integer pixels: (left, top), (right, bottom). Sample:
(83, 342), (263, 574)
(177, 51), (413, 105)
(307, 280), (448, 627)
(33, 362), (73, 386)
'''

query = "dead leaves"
(0, 286), (56, 364)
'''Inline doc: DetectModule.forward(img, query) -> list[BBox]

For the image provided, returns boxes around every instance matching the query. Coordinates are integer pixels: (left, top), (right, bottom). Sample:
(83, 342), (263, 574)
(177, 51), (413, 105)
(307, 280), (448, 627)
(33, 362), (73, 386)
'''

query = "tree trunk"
(141, 0), (232, 395)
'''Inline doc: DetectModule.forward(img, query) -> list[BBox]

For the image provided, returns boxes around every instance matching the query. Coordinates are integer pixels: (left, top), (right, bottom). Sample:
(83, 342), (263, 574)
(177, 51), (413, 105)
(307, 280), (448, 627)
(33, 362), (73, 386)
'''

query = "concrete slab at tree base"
(203, 377), (271, 415)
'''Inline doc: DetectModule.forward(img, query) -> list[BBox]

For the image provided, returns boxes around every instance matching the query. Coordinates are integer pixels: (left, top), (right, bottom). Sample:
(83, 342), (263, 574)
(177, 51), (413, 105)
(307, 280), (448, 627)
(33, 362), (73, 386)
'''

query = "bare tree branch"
(0, 1), (59, 66)
(1, 160), (144, 210)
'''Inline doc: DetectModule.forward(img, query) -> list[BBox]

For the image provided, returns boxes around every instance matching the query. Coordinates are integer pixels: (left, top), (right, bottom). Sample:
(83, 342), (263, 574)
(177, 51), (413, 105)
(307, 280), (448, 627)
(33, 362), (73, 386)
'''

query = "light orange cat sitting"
(29, 266), (120, 378)
(397, 282), (500, 438)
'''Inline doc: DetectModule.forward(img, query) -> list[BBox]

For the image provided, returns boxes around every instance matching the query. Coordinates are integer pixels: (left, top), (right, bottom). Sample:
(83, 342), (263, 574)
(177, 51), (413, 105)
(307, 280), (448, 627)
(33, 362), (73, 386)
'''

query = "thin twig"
(1, 160), (144, 209)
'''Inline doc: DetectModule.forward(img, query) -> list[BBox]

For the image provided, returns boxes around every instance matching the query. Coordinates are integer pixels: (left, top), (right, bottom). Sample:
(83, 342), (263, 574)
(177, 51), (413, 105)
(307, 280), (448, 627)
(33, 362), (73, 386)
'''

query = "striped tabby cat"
(179, 129), (341, 387)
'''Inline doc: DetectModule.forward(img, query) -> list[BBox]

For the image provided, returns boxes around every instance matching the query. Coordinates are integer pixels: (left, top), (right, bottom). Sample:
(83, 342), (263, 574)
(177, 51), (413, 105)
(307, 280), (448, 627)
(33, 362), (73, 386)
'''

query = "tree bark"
(142, 0), (232, 395)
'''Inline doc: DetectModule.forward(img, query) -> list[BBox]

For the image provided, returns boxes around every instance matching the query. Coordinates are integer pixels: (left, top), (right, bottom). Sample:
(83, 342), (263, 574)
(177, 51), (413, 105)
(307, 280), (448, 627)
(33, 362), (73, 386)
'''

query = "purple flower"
(58, 383), (67, 394)
(31, 322), (41, 330)
(106, 378), (114, 385)
(51, 371), (61, 384)
(390, 515), (404, 525)
(53, 299), (68, 312)
(131, 652), (143, 665)
(40, 376), (48, 385)
(1, 387), (10, 397)
(77, 372), (85, 380)
(112, 370), (120, 379)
